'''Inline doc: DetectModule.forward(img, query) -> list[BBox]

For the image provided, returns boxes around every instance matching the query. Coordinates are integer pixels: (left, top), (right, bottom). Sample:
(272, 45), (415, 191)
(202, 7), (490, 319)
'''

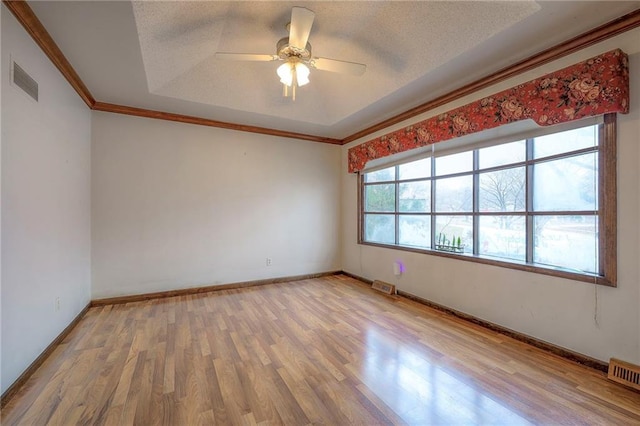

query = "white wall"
(91, 112), (341, 298)
(1, 6), (92, 394)
(342, 28), (640, 364)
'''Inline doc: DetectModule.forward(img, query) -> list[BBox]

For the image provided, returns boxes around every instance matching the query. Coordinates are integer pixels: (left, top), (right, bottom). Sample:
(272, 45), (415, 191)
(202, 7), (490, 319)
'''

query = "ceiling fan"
(215, 7), (366, 101)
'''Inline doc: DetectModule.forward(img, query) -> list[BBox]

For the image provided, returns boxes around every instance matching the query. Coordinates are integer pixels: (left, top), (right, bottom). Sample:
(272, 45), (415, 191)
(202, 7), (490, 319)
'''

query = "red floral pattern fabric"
(348, 49), (629, 173)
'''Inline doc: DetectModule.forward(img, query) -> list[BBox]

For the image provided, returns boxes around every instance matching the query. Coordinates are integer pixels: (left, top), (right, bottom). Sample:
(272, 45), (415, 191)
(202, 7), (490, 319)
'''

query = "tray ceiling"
(25, 1), (640, 139)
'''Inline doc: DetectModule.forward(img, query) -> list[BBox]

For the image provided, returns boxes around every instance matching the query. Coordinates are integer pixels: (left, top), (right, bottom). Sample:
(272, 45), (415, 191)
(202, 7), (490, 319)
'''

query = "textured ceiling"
(131, 1), (539, 126)
(25, 1), (640, 139)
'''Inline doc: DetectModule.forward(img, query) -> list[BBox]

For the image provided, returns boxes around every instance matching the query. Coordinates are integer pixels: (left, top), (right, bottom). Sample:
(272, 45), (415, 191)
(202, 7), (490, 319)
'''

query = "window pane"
(365, 214), (395, 244)
(365, 166), (395, 182)
(533, 153), (597, 211)
(479, 167), (525, 212)
(399, 215), (431, 248)
(399, 157), (431, 180)
(435, 151), (473, 176)
(533, 125), (597, 159)
(399, 181), (430, 212)
(435, 176), (472, 212)
(479, 216), (525, 261)
(479, 140), (526, 169)
(435, 215), (472, 253)
(534, 215), (598, 273)
(365, 184), (395, 212)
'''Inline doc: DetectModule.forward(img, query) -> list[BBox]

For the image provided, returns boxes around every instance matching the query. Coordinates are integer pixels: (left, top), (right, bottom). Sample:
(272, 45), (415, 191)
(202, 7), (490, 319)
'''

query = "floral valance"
(348, 49), (629, 173)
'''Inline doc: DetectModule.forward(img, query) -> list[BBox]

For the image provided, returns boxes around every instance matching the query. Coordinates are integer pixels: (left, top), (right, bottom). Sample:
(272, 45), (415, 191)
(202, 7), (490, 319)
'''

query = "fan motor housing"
(277, 37), (312, 61)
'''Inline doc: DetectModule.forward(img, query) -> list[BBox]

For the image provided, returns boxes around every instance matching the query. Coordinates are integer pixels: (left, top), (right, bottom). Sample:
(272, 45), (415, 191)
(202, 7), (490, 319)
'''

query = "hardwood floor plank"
(261, 364), (310, 425)
(354, 383), (408, 426)
(101, 403), (123, 426)
(246, 336), (273, 367)
(213, 358), (251, 424)
(110, 348), (138, 408)
(2, 274), (639, 425)
(119, 350), (147, 424)
(235, 362), (281, 425)
(275, 366), (332, 424)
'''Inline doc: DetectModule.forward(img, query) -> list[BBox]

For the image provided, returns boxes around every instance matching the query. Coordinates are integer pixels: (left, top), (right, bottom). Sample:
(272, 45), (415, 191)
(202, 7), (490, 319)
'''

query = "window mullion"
(358, 173), (364, 243)
(395, 166), (400, 245)
(526, 138), (534, 264)
(472, 150), (479, 255)
(431, 156), (436, 249)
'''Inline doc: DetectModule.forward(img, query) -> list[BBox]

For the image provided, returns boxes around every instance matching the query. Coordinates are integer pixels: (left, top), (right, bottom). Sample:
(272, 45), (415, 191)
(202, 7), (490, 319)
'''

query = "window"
(359, 115), (617, 286)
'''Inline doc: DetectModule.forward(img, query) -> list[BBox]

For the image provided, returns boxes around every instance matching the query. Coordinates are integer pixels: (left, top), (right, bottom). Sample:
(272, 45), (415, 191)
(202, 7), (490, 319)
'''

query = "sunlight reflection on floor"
(358, 328), (533, 425)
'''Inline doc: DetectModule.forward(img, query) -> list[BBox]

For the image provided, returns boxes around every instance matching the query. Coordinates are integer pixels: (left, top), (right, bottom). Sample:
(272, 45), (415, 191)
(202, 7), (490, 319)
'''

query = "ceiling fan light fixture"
(295, 62), (310, 86)
(276, 61), (310, 88)
(277, 62), (294, 86)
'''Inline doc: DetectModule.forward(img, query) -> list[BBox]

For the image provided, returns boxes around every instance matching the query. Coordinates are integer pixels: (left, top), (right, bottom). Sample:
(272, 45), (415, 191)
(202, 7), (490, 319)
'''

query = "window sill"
(358, 241), (615, 287)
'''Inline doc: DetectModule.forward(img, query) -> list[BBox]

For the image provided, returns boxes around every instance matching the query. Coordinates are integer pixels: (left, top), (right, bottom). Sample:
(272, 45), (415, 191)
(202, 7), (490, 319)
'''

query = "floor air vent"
(608, 358), (640, 391)
(12, 61), (39, 101)
(372, 280), (396, 295)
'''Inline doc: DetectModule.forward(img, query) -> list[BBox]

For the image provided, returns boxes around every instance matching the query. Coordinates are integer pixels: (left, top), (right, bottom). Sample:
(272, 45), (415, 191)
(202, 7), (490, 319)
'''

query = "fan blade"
(311, 57), (366, 76)
(289, 7), (315, 49)
(215, 53), (278, 62)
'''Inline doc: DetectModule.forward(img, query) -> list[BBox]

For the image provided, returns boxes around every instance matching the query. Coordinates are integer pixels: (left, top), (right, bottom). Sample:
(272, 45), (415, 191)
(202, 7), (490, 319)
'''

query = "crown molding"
(341, 8), (640, 144)
(2, 0), (340, 145)
(3, 0), (639, 146)
(92, 102), (342, 144)
(3, 0), (95, 108)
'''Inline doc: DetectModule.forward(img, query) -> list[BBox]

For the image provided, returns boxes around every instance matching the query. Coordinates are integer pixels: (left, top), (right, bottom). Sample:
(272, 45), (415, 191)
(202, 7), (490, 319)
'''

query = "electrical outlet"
(266, 258), (272, 266)
(55, 297), (60, 312)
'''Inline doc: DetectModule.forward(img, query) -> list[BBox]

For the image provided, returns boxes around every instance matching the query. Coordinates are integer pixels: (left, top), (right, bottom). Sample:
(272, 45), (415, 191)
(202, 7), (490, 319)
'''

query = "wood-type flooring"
(2, 274), (639, 425)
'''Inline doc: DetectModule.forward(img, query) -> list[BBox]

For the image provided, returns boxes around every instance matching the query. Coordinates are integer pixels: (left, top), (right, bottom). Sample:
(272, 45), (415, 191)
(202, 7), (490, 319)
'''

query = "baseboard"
(1, 303), (91, 408)
(91, 270), (342, 306)
(340, 270), (373, 284)
(396, 290), (608, 373)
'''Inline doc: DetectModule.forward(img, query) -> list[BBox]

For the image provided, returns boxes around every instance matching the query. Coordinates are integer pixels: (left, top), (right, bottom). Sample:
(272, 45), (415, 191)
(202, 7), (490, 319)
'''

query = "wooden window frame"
(358, 114), (617, 287)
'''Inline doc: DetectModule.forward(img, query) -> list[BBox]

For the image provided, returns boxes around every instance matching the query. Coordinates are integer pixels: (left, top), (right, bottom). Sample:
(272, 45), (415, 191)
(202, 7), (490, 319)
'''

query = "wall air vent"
(608, 358), (640, 391)
(12, 61), (39, 101)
